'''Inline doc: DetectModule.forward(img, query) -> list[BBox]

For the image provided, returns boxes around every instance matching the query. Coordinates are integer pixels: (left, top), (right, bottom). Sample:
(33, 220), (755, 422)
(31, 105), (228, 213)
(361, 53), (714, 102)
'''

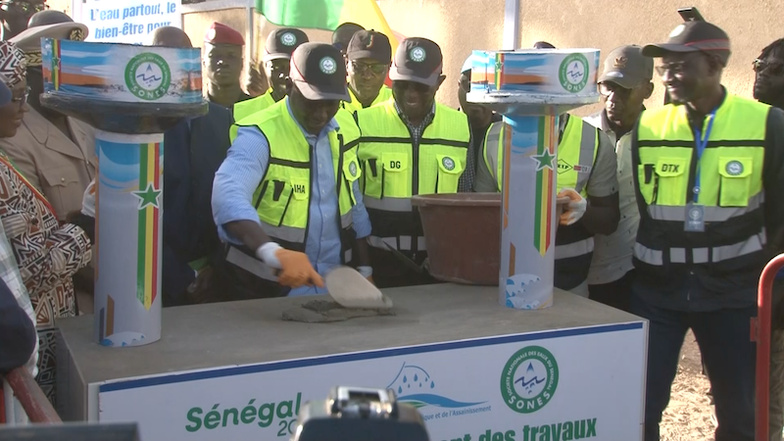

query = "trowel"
(325, 266), (393, 309)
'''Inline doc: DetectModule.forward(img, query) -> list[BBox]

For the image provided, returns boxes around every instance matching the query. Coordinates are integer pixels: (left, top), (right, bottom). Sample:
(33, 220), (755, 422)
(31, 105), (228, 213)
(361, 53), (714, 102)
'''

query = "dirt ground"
(660, 331), (715, 441)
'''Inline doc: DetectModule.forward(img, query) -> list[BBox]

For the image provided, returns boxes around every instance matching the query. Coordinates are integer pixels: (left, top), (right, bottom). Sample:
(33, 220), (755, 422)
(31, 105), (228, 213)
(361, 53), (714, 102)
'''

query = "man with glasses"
(341, 29), (392, 114)
(634, 21), (784, 441)
(752, 37), (784, 441)
(354, 37), (470, 288)
(234, 28), (308, 121)
(1, 0), (45, 40)
(583, 45), (653, 311)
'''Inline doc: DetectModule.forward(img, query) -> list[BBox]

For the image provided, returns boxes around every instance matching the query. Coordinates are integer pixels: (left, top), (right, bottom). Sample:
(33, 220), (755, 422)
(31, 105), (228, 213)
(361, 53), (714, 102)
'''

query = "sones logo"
(125, 53), (171, 101)
(500, 345), (559, 413)
(559, 53), (589, 93)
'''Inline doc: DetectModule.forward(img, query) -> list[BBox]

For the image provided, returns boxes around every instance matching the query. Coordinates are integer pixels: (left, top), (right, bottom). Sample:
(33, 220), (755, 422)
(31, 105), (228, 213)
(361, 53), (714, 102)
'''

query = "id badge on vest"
(685, 202), (705, 232)
(685, 109), (716, 233)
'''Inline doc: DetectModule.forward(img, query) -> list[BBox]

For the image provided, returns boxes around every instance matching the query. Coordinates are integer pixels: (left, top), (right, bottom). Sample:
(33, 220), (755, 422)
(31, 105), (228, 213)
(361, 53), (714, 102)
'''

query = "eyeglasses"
(350, 61), (387, 76)
(0, 1), (47, 13)
(753, 59), (784, 76)
(598, 82), (632, 98)
(655, 61), (687, 77)
(10, 86), (30, 107)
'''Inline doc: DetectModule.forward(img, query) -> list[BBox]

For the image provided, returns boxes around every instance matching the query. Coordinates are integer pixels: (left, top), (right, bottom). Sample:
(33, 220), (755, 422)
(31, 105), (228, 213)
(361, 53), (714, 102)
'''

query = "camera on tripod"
(292, 386), (430, 441)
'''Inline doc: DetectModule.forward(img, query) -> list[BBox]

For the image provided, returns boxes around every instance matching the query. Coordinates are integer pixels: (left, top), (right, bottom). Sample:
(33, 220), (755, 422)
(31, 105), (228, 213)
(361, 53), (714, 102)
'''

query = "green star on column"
(133, 184), (161, 209)
(531, 150), (556, 171)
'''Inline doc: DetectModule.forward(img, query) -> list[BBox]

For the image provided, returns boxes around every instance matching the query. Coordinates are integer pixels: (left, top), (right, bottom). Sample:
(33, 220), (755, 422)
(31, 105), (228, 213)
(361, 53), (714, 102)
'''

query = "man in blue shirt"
(212, 43), (372, 297)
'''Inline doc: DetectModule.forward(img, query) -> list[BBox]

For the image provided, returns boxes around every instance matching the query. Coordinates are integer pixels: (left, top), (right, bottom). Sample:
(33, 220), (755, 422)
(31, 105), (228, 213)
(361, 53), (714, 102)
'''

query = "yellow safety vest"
(234, 90), (277, 122)
(355, 101), (470, 253)
(633, 93), (768, 276)
(341, 85), (393, 114)
(234, 99), (362, 256)
(482, 114), (600, 290)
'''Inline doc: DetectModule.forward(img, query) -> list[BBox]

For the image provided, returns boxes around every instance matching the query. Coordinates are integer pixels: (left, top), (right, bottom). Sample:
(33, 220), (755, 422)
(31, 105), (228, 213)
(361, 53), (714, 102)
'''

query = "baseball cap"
(389, 37), (442, 87)
(346, 30), (391, 63)
(642, 21), (731, 66)
(598, 45), (653, 88)
(264, 28), (308, 62)
(204, 22), (244, 46)
(290, 43), (350, 101)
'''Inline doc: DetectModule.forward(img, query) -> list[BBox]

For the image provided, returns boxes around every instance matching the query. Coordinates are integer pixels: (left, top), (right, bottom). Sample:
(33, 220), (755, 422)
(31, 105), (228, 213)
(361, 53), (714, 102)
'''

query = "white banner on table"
(78, 0), (181, 45)
(98, 323), (646, 441)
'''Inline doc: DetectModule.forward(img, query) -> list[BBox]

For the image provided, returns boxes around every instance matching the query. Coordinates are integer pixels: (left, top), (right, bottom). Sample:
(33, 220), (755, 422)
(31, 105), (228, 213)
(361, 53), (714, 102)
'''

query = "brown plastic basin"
(412, 193), (501, 285)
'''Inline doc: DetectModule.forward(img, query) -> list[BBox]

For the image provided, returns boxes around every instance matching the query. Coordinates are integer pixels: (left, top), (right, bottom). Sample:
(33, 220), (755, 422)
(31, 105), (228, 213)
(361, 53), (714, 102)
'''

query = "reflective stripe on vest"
(356, 101), (470, 206)
(646, 192), (764, 222)
(633, 94), (770, 268)
(341, 85), (393, 114)
(235, 100), (359, 251)
(634, 230), (766, 265)
(555, 237), (595, 259)
(363, 196), (412, 212)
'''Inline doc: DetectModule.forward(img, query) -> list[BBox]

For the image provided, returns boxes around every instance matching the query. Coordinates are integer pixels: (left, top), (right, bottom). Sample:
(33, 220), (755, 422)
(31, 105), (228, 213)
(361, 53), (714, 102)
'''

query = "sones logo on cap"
(410, 47), (427, 62)
(281, 32), (297, 46)
(320, 56), (337, 74)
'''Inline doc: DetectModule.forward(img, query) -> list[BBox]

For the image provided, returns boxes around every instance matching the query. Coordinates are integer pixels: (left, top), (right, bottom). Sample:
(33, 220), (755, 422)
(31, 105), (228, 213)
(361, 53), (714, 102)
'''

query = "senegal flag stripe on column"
(136, 142), (161, 310)
(136, 145), (148, 307)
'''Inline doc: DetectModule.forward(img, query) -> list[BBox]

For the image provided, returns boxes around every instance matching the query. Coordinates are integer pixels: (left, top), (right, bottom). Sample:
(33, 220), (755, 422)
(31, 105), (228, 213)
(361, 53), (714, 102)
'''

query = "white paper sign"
(98, 323), (646, 441)
(79, 0), (181, 45)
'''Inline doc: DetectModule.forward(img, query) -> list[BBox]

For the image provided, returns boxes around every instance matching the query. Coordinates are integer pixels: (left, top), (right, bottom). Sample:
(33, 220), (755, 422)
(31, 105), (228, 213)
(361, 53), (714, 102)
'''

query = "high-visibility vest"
(355, 100), (470, 253)
(234, 90), (276, 121)
(483, 115), (600, 290)
(633, 94), (769, 279)
(341, 85), (393, 114)
(233, 99), (361, 267)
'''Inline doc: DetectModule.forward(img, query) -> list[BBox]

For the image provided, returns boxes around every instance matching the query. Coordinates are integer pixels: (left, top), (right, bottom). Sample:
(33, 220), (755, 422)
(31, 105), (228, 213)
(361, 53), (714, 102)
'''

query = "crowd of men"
(1, 1), (784, 440)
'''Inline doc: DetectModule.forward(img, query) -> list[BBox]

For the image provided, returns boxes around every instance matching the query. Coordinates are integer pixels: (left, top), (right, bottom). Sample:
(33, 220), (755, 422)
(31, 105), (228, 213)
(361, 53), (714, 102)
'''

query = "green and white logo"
(559, 53), (589, 93)
(281, 32), (297, 46)
(410, 47), (427, 63)
(125, 53), (171, 101)
(501, 346), (559, 414)
(725, 160), (744, 176)
(320, 56), (337, 74)
(349, 161), (358, 177)
(442, 157), (455, 171)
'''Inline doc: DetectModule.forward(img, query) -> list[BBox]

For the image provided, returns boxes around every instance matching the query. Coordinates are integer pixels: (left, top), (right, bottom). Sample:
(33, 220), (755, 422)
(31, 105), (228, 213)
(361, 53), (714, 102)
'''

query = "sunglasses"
(752, 59), (784, 76)
(1, 1), (47, 13)
(654, 61), (687, 77)
(350, 61), (387, 76)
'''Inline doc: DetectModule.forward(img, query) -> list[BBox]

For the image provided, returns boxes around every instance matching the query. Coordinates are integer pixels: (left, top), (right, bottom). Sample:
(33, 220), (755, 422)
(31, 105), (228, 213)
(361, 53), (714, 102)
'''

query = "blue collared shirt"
(212, 99), (372, 296)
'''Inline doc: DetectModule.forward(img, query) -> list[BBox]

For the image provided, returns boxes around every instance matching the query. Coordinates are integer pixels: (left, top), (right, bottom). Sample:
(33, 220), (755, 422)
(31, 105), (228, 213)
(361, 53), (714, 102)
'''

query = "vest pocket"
(638, 164), (657, 204)
(382, 152), (409, 197)
(256, 179), (294, 227)
(362, 157), (383, 198)
(718, 157), (752, 207)
(435, 154), (465, 193)
(654, 158), (688, 205)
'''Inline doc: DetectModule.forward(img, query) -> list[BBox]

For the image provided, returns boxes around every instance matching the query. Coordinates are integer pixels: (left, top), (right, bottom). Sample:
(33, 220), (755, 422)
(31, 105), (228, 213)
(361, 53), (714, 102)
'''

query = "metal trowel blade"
(325, 266), (392, 309)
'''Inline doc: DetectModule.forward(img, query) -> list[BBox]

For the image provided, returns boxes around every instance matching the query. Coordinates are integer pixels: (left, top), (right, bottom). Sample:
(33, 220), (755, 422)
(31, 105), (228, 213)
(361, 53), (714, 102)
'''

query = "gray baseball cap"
(389, 37), (442, 87)
(598, 45), (654, 88)
(289, 43), (350, 101)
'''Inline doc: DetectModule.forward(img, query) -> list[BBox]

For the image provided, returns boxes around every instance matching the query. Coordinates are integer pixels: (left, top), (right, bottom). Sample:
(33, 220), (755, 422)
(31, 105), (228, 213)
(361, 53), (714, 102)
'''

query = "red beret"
(204, 22), (244, 46)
